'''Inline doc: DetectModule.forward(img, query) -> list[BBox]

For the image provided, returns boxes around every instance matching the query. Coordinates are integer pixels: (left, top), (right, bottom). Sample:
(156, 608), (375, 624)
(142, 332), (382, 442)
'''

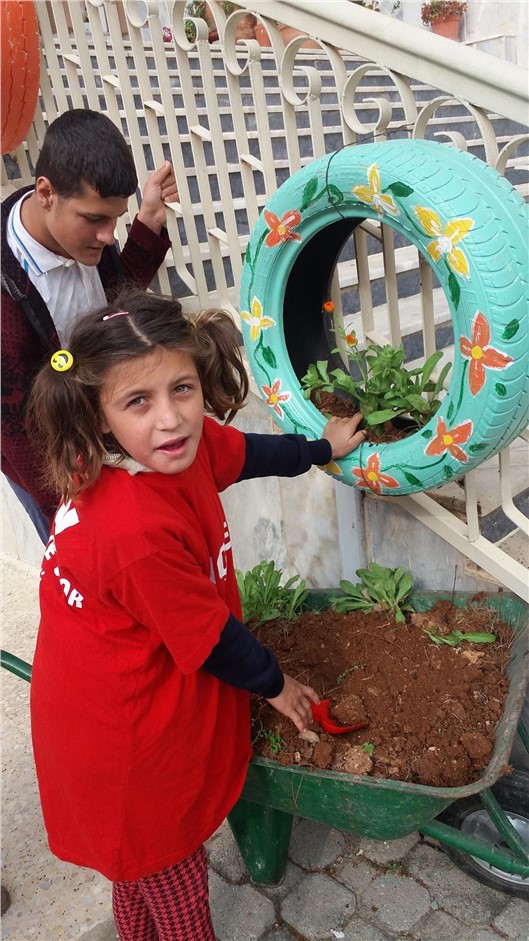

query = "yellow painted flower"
(414, 206), (474, 278)
(318, 460), (343, 476)
(240, 297), (276, 342)
(352, 163), (399, 218)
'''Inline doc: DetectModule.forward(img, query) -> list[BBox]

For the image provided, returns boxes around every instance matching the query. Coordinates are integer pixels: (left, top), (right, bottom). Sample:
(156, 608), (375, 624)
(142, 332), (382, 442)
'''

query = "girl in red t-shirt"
(27, 289), (366, 941)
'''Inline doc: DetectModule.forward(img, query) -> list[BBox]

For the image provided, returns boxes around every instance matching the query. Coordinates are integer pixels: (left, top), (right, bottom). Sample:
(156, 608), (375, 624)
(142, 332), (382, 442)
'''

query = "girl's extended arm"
(237, 413), (365, 482)
(203, 614), (319, 733)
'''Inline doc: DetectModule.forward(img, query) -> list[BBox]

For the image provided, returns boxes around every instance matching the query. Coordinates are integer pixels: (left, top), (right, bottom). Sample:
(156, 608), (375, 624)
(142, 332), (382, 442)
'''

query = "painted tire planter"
(1, 0), (40, 154)
(240, 139), (529, 495)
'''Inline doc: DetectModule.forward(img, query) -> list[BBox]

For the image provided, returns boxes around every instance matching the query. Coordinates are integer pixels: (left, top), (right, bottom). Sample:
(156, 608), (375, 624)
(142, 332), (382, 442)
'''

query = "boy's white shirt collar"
(7, 191), (77, 280)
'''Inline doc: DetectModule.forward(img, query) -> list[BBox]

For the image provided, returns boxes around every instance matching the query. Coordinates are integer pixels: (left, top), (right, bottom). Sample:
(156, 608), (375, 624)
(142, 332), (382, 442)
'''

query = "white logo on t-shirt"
(54, 500), (80, 535)
(215, 521), (232, 582)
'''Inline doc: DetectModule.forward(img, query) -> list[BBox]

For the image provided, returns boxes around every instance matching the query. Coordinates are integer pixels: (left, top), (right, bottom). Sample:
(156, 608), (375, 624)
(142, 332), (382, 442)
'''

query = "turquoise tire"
(240, 139), (529, 495)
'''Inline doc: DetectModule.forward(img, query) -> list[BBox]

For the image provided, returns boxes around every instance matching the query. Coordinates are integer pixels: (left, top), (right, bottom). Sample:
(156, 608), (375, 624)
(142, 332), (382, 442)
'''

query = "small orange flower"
(425, 417), (473, 463)
(323, 300), (335, 313)
(460, 311), (514, 396)
(352, 452), (400, 494)
(262, 379), (291, 419)
(345, 331), (357, 347)
(264, 209), (302, 248)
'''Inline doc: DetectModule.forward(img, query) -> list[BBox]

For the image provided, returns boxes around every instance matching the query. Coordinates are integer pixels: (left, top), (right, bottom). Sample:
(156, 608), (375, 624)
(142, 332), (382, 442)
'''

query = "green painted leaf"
(386, 182), (414, 197)
(328, 184), (344, 206)
(447, 401), (455, 421)
(495, 382), (507, 397)
(502, 319), (520, 340)
(443, 465), (453, 478)
(301, 177), (318, 210)
(448, 271), (461, 310)
(469, 443), (487, 452)
(403, 471), (422, 487)
(262, 346), (277, 369)
(421, 428), (433, 440)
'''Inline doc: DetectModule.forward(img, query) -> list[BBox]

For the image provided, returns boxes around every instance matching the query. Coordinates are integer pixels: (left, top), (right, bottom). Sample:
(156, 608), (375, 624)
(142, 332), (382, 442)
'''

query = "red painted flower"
(262, 379), (291, 419)
(425, 417), (473, 463)
(264, 209), (302, 247)
(352, 452), (399, 494)
(460, 311), (513, 396)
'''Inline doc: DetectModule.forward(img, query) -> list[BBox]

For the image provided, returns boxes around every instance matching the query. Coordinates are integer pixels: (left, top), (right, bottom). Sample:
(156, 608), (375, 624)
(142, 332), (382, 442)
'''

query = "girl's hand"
(322, 413), (366, 459)
(266, 674), (320, 733)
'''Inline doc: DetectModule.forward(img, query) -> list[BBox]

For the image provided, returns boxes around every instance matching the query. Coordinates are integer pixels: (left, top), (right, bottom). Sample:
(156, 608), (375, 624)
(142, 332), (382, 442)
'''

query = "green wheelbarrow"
(2, 590), (528, 898)
(227, 590), (529, 898)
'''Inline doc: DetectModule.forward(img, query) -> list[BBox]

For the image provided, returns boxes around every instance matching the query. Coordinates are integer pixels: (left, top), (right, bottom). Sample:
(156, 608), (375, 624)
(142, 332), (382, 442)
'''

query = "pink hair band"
(102, 310), (129, 321)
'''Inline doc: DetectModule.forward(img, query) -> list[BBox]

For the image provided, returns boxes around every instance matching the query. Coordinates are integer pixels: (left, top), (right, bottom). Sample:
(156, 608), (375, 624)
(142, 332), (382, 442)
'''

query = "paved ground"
(2, 552), (528, 941)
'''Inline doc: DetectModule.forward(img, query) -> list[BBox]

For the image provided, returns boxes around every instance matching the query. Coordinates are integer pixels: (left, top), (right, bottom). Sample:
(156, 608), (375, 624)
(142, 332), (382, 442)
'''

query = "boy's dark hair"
(34, 109), (138, 198)
(27, 290), (249, 500)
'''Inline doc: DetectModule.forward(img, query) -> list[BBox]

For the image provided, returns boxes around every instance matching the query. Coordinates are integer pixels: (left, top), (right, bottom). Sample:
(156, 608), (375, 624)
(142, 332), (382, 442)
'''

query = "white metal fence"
(2, 0), (528, 598)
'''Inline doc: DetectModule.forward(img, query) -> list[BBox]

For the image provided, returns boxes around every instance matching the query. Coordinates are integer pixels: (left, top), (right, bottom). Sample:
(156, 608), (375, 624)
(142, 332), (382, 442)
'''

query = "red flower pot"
(430, 14), (463, 40)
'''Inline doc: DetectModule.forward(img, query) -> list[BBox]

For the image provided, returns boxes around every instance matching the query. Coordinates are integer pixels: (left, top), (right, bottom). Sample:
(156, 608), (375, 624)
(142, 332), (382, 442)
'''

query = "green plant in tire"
(331, 562), (414, 624)
(236, 561), (308, 629)
(301, 328), (452, 437)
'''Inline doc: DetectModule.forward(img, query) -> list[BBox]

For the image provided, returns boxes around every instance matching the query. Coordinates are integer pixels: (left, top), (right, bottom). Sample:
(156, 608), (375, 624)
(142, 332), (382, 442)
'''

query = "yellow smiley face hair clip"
(50, 350), (74, 372)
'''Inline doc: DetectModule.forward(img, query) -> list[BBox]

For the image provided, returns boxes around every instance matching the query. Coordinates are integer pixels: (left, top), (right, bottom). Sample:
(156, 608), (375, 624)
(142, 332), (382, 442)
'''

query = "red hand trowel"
(310, 699), (369, 735)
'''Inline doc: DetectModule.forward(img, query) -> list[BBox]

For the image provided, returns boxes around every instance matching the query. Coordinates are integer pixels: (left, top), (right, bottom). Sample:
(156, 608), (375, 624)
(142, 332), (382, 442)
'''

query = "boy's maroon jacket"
(1, 185), (171, 522)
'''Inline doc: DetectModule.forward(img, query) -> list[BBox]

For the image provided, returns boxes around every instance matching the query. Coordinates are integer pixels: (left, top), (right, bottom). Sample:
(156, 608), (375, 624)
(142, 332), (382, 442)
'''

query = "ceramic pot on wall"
(277, 24), (320, 49)
(254, 21), (271, 46)
(430, 14), (463, 39)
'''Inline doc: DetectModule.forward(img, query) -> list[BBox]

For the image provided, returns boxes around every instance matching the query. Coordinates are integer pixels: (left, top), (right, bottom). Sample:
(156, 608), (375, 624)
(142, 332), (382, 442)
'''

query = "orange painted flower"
(460, 310), (514, 396)
(323, 300), (335, 313)
(262, 379), (291, 419)
(425, 417), (473, 463)
(352, 452), (399, 494)
(264, 209), (302, 247)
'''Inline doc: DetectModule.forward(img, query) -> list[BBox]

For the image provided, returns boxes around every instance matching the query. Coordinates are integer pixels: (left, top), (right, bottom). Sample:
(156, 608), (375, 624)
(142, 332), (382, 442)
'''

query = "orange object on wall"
(1, 0), (40, 154)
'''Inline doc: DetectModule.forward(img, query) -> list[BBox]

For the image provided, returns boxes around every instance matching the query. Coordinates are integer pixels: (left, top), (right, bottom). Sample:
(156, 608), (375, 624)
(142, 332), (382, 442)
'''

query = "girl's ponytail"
(193, 309), (249, 423)
(26, 353), (105, 501)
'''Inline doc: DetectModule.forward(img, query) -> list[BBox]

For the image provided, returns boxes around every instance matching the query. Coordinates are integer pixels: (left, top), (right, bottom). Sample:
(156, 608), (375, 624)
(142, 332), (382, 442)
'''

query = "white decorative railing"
(2, 0), (528, 598)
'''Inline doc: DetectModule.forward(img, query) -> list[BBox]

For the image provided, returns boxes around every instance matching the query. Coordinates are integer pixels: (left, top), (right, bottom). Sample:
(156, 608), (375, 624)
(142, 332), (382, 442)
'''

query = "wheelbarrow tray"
(237, 590), (529, 842)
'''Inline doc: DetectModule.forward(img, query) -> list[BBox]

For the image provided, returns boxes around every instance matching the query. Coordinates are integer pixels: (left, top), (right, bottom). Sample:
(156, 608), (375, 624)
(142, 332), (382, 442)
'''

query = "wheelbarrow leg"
(227, 798), (294, 885)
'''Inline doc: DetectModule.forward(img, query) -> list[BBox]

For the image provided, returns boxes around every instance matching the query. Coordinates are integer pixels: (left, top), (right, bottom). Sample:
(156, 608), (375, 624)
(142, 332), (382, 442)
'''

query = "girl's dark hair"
(27, 290), (249, 500)
(34, 109), (137, 198)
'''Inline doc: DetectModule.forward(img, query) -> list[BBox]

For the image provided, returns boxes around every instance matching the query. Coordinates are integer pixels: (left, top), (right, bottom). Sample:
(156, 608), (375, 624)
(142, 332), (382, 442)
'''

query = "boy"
(1, 109), (178, 537)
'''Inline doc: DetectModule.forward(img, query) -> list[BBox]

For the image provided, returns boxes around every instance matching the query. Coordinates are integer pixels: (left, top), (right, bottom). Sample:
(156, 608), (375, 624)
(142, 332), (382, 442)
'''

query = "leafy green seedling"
(253, 728), (286, 755)
(336, 665), (361, 683)
(331, 562), (414, 624)
(302, 329), (451, 437)
(362, 742), (375, 755)
(236, 560), (308, 629)
(423, 629), (496, 647)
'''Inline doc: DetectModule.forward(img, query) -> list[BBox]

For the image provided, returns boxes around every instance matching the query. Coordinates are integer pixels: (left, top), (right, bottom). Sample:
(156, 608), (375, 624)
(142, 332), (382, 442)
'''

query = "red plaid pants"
(112, 845), (215, 941)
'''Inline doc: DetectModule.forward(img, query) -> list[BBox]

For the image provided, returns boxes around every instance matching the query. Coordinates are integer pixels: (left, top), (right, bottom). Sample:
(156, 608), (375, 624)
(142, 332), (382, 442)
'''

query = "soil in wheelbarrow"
(250, 598), (513, 788)
(311, 391), (418, 443)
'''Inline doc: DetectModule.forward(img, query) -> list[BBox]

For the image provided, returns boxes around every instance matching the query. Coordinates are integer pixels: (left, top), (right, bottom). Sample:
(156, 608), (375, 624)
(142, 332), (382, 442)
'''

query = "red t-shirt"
(30, 418), (252, 881)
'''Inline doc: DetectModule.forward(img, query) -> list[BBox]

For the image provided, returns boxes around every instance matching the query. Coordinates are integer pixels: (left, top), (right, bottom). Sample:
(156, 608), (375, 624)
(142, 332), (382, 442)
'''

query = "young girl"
(27, 289), (366, 941)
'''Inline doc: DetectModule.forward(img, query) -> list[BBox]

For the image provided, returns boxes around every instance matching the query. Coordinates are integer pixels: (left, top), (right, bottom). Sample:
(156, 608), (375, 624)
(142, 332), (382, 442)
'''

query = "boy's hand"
(266, 674), (320, 733)
(137, 161), (179, 232)
(322, 413), (366, 459)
